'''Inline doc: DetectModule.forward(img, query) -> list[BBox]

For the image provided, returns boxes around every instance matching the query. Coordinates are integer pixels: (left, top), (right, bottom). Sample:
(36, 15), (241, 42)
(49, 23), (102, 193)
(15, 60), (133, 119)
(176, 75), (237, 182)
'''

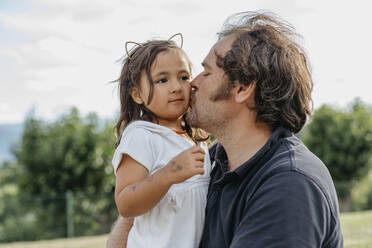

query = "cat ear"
(125, 41), (143, 59)
(168, 33), (183, 48)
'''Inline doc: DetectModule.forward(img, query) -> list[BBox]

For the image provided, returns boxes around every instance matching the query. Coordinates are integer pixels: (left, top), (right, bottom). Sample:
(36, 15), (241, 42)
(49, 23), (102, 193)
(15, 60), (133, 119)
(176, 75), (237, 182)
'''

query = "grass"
(1, 210), (372, 248)
(0, 235), (107, 248)
(341, 210), (372, 247)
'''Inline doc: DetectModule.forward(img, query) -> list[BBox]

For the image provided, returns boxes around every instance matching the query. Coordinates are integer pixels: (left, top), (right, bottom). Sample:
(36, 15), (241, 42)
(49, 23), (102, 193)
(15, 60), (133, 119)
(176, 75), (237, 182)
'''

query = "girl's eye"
(203, 72), (210, 77)
(156, 78), (167, 84)
(180, 76), (190, 81)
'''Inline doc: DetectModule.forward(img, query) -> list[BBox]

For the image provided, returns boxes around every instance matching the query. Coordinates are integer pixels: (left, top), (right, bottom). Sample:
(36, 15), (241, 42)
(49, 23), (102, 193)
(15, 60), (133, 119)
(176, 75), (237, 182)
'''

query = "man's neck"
(215, 120), (273, 171)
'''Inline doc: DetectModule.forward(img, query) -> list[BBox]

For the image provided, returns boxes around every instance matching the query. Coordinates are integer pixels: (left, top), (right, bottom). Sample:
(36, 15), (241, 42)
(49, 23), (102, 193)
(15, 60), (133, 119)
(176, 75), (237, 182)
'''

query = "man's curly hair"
(217, 11), (313, 133)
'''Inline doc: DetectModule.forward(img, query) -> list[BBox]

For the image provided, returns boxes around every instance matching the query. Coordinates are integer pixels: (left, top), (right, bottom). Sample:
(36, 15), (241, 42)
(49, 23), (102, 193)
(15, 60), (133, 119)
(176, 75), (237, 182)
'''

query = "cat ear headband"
(125, 33), (183, 60)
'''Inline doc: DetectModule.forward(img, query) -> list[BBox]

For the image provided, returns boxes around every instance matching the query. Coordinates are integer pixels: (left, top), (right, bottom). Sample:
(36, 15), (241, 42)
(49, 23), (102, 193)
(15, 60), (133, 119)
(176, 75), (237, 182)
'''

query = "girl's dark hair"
(114, 39), (208, 147)
(217, 11), (313, 133)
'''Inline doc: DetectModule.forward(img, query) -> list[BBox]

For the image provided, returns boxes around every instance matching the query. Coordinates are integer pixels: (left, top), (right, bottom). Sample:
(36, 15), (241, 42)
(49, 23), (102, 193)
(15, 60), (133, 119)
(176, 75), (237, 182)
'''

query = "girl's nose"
(170, 79), (182, 92)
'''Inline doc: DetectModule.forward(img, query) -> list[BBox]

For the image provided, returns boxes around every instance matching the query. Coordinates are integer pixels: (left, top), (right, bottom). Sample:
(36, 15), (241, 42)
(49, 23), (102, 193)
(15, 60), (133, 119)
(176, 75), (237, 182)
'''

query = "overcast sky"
(1, 0), (371, 124)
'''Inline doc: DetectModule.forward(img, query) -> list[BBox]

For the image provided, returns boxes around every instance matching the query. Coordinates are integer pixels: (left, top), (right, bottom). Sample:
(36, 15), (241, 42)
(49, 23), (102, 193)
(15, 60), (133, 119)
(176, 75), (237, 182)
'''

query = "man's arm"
(106, 216), (134, 248)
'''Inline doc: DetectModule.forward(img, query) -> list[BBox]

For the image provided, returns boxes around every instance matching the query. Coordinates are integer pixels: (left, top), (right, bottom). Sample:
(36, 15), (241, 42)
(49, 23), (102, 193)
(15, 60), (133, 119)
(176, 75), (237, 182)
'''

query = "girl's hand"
(164, 145), (205, 184)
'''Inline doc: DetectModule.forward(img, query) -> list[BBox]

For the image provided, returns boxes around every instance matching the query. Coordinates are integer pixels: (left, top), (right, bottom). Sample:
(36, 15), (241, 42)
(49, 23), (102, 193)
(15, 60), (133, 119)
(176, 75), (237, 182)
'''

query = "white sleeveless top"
(112, 121), (212, 248)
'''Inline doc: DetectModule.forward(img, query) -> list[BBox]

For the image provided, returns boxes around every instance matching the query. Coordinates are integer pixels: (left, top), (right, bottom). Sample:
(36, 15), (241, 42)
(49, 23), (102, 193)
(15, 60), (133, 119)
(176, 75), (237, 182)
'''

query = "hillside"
(0, 123), (23, 163)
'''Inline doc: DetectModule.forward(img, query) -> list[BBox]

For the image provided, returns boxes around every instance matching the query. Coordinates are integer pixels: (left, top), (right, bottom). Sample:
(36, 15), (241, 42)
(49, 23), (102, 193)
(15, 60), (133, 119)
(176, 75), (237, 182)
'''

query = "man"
(187, 11), (343, 247)
(108, 11), (343, 247)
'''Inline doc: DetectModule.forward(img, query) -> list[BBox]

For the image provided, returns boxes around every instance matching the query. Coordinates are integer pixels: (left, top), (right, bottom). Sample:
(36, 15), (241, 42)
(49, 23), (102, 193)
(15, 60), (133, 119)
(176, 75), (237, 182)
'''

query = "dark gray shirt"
(200, 127), (343, 248)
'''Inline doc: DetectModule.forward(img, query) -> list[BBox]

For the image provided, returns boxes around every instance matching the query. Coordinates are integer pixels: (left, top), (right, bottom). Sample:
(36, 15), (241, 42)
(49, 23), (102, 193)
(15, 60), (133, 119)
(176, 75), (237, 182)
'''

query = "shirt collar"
(234, 126), (291, 177)
(212, 127), (291, 178)
(212, 142), (229, 172)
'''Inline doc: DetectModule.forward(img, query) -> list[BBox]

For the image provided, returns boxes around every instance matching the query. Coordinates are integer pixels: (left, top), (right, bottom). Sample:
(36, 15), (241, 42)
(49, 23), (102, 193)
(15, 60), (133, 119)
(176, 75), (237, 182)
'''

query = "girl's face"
(132, 48), (191, 128)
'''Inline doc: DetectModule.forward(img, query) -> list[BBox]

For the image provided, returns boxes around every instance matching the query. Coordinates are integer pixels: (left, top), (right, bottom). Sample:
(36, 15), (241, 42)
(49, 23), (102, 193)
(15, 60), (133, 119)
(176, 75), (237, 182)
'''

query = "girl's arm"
(115, 145), (205, 218)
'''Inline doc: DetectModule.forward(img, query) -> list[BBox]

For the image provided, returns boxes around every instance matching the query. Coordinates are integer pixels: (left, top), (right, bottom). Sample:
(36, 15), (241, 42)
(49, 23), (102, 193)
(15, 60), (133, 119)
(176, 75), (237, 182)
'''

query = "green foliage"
(303, 99), (372, 183)
(13, 108), (114, 195)
(351, 170), (372, 211)
(0, 107), (118, 242)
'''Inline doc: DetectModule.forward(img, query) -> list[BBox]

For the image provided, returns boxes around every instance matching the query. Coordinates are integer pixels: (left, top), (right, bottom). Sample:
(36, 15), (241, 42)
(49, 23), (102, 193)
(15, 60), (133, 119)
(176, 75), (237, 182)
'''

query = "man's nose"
(191, 73), (202, 89)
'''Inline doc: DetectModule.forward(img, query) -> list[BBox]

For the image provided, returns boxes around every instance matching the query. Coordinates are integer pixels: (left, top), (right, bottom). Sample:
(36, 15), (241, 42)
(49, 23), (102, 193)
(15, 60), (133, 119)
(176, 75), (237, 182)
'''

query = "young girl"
(112, 34), (212, 248)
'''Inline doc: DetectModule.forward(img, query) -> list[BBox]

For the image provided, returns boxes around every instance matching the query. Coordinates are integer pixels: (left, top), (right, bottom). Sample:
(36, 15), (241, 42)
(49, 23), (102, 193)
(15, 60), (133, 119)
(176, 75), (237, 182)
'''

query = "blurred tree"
(351, 170), (372, 211)
(0, 161), (41, 242)
(10, 107), (118, 240)
(15, 108), (102, 194)
(303, 98), (372, 210)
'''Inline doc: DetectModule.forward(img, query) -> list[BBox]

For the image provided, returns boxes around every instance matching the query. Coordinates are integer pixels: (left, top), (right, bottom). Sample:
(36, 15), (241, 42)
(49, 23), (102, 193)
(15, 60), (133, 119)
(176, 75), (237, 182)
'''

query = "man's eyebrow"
(201, 61), (211, 69)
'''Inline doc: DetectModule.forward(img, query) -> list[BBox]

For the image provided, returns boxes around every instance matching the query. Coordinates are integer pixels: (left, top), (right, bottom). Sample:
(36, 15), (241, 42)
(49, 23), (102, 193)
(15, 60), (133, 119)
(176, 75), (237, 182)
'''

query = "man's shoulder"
(280, 135), (331, 183)
(271, 135), (340, 217)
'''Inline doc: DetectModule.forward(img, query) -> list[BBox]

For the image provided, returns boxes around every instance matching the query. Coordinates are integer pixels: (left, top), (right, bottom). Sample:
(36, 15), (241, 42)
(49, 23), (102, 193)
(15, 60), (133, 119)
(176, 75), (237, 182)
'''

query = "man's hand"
(106, 216), (134, 248)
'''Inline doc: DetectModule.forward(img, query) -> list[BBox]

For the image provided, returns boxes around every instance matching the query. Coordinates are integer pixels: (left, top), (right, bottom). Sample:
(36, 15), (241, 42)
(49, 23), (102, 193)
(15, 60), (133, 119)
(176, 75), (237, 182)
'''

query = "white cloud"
(0, 103), (10, 112)
(0, 103), (24, 123)
(0, 0), (371, 124)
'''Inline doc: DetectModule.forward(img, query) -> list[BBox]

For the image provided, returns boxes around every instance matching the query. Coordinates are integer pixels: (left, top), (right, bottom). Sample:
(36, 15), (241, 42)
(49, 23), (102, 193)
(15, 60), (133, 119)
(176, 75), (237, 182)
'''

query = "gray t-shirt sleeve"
(230, 171), (337, 248)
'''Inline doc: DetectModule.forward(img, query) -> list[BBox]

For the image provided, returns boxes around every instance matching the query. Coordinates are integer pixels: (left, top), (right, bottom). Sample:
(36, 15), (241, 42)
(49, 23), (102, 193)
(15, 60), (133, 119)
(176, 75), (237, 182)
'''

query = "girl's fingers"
(193, 167), (204, 174)
(197, 161), (204, 168)
(194, 154), (204, 162)
(191, 145), (205, 154)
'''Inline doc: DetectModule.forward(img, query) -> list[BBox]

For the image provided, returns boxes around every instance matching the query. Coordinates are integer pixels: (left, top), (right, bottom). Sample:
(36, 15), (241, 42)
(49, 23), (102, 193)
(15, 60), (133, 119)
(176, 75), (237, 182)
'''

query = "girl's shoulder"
(113, 121), (162, 174)
(125, 121), (174, 136)
(124, 121), (199, 150)
(122, 121), (152, 139)
(120, 120), (177, 147)
(121, 121), (165, 140)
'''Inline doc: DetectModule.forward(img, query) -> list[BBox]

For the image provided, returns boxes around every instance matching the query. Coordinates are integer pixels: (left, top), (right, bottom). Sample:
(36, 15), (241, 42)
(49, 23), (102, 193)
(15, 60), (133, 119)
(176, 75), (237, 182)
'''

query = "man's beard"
(186, 80), (232, 129)
(186, 91), (199, 128)
(209, 78), (233, 102)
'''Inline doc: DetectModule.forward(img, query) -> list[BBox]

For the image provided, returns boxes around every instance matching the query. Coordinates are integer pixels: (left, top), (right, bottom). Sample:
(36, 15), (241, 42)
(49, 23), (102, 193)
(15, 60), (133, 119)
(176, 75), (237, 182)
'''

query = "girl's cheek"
(186, 83), (192, 93)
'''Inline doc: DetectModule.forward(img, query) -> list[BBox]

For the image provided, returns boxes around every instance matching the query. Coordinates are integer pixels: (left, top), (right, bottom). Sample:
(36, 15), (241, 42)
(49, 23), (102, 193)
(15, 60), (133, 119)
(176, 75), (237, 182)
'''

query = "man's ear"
(233, 81), (256, 104)
(130, 87), (144, 105)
